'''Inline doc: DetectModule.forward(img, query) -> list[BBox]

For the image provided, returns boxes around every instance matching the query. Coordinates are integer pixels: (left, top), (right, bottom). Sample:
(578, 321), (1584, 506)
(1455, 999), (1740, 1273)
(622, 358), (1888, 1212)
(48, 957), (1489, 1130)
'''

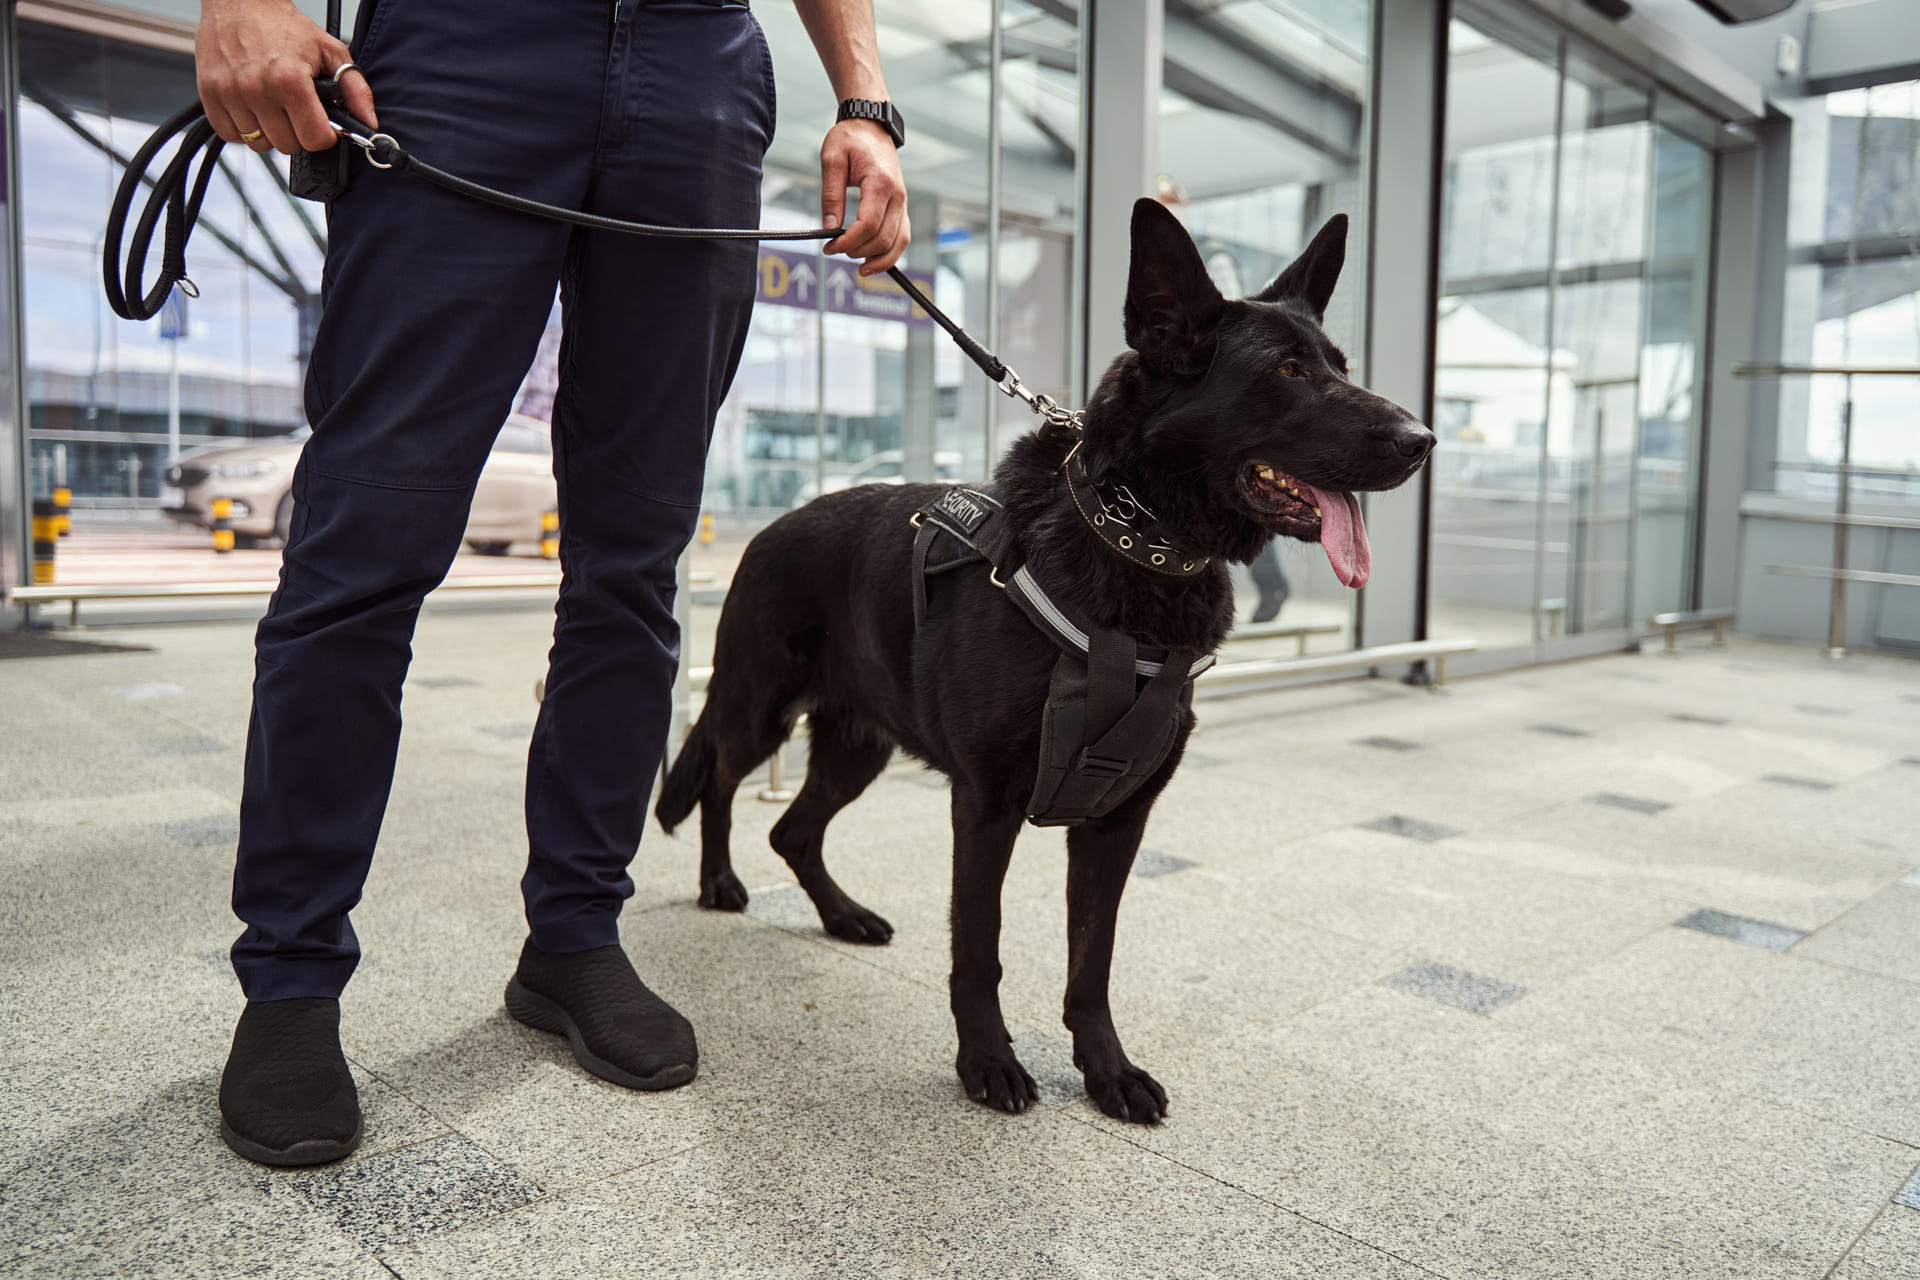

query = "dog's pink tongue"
(1296, 483), (1371, 589)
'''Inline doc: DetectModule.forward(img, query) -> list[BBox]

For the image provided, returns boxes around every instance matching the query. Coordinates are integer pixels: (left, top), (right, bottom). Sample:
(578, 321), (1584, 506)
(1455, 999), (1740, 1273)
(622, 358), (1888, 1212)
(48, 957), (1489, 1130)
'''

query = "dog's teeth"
(1312, 505), (1322, 517)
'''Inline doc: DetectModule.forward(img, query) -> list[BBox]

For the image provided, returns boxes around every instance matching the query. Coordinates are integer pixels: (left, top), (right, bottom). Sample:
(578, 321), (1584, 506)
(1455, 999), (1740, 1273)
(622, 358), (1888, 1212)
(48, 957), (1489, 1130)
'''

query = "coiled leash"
(99, 4), (1080, 439)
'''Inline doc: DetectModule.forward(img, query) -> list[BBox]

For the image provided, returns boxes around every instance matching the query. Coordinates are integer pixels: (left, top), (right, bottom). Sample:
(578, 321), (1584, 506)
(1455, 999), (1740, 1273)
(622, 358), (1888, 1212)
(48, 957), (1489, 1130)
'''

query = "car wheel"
(467, 540), (513, 556)
(274, 492), (295, 547)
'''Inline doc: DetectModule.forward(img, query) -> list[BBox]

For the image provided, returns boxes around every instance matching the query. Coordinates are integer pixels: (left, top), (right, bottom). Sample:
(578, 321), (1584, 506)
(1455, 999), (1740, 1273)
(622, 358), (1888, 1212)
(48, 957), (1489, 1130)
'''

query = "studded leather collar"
(1063, 444), (1211, 578)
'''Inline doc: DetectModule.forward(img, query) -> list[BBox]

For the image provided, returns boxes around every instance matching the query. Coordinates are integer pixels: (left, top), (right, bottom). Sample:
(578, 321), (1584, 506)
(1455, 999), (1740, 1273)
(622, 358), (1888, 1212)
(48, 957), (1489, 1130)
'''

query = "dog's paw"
(1085, 1064), (1168, 1125)
(957, 1052), (1039, 1115)
(822, 904), (894, 945)
(698, 871), (749, 912)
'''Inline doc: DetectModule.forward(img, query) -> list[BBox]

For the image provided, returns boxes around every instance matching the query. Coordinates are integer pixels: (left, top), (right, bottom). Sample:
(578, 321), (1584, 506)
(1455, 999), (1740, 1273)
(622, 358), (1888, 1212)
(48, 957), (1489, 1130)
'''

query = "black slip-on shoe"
(218, 997), (363, 1167)
(505, 939), (698, 1091)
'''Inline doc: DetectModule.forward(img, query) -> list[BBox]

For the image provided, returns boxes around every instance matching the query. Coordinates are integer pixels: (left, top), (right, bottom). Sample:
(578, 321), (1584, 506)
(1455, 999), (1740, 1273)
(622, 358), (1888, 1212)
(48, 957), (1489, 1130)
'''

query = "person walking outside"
(195, 0), (910, 1166)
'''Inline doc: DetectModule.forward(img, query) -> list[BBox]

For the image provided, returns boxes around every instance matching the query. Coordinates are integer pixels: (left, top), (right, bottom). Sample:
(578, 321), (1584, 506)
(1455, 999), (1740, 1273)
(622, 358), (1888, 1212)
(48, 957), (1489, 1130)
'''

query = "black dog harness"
(912, 483), (1215, 828)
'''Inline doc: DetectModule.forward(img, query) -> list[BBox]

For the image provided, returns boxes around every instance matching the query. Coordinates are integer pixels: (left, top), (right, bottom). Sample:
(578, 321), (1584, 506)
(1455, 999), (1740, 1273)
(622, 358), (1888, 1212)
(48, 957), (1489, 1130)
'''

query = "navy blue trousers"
(230, 0), (774, 1001)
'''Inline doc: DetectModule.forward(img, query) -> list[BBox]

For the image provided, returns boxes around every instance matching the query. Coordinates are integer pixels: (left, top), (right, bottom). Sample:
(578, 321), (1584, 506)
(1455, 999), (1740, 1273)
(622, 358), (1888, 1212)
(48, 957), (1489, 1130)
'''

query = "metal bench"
(1647, 607), (1733, 654)
(13, 571), (715, 629)
(1197, 636), (1479, 695)
(1222, 617), (1343, 655)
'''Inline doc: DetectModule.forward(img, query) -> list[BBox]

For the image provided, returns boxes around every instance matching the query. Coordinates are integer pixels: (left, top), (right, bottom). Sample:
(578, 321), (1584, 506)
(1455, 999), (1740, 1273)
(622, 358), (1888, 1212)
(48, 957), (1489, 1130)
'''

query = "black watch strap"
(837, 98), (905, 149)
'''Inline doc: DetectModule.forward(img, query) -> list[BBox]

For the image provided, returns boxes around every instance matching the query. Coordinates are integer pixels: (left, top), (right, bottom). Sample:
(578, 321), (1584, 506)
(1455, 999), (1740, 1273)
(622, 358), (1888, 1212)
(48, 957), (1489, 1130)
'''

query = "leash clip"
(999, 369), (1083, 438)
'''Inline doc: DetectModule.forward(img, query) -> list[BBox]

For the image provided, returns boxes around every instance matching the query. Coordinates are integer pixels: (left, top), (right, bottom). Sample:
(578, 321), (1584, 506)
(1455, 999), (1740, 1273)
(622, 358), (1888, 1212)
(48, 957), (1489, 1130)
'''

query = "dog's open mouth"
(1241, 464), (1372, 589)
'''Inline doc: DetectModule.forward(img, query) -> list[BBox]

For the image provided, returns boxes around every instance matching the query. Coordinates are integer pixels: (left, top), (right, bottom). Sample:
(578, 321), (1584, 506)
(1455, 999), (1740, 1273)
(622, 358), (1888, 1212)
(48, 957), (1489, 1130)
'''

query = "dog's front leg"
(948, 782), (1037, 1114)
(1064, 814), (1168, 1124)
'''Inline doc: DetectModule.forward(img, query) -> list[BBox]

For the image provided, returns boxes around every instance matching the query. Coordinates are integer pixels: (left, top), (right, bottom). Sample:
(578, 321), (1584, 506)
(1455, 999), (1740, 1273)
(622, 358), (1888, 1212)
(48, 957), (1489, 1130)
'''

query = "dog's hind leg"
(1063, 810), (1167, 1124)
(948, 781), (1037, 1114)
(768, 709), (894, 944)
(691, 689), (795, 913)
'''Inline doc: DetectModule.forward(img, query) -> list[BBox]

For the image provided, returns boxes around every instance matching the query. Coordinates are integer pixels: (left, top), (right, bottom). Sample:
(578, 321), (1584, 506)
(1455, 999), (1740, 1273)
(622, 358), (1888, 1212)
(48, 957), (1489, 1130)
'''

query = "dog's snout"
(1393, 424), (1436, 461)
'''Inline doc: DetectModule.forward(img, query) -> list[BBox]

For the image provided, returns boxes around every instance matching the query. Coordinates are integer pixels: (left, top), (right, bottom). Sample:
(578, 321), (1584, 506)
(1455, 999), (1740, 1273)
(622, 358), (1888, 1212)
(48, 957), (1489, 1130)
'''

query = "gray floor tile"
(1360, 814), (1459, 842)
(1380, 960), (1526, 1013)
(386, 1077), (1432, 1280)
(411, 676), (481, 689)
(1762, 773), (1835, 790)
(138, 735), (227, 757)
(1588, 791), (1670, 815)
(1476, 789), (1912, 932)
(476, 723), (533, 740)
(1796, 703), (1851, 716)
(740, 880), (820, 930)
(289, 1134), (542, 1251)
(156, 814), (241, 846)
(1495, 928), (1920, 1146)
(107, 682), (190, 700)
(1675, 907), (1807, 951)
(1083, 985), (1918, 1280)
(1131, 847), (1195, 877)
(1006, 1032), (1086, 1108)
(1795, 885), (1920, 984)
(1833, 1205), (1920, 1280)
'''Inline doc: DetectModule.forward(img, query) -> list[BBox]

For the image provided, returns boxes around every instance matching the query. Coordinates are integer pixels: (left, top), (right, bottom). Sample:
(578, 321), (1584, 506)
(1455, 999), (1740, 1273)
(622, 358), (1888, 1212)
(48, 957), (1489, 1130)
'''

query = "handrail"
(1732, 363), (1920, 378)
(1724, 362), (1920, 656)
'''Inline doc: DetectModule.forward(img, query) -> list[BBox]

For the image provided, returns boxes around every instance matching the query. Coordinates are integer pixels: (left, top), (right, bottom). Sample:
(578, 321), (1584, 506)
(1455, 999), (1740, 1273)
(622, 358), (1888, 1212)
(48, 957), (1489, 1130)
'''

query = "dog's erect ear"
(1123, 198), (1224, 379)
(1254, 213), (1347, 320)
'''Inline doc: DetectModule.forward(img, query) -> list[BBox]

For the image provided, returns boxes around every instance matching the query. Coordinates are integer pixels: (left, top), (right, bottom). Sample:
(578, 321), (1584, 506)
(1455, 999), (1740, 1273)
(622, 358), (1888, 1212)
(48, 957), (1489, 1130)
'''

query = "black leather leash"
(100, 1), (1076, 435)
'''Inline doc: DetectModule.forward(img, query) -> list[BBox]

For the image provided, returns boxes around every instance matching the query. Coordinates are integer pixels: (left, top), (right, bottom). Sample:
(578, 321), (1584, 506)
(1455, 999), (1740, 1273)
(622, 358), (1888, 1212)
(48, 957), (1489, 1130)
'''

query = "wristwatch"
(837, 98), (906, 149)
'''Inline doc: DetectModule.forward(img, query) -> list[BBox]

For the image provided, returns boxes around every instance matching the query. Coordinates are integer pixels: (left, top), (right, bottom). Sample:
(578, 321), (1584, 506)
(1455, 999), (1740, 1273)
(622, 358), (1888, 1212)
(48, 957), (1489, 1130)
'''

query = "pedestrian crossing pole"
(30, 498), (57, 584)
(210, 497), (235, 553)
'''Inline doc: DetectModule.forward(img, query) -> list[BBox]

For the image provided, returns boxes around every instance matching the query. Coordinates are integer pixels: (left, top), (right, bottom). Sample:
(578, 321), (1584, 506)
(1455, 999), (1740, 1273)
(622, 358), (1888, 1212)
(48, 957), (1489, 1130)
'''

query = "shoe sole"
(219, 1114), (363, 1168)
(504, 977), (697, 1092)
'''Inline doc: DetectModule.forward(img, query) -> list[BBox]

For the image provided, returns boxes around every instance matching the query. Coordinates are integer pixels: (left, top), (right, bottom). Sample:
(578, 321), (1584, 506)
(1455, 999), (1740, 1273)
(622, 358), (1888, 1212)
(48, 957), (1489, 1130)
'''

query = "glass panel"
(1157, 0), (1373, 653)
(1429, 15), (1561, 653)
(1633, 123), (1711, 623)
(1433, 8), (1704, 659)
(18, 18), (326, 580)
(1543, 52), (1648, 637)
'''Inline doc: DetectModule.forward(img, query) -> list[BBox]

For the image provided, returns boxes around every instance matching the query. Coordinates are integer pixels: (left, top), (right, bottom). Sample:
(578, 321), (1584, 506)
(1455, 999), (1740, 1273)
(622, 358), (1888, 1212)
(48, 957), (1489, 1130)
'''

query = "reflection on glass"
(1156, 0), (1373, 654)
(1430, 8), (1707, 655)
(18, 20), (323, 509)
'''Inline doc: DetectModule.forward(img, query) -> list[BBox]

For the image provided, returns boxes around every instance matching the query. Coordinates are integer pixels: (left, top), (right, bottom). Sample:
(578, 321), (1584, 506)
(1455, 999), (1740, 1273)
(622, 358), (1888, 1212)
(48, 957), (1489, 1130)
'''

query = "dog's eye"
(1278, 361), (1302, 379)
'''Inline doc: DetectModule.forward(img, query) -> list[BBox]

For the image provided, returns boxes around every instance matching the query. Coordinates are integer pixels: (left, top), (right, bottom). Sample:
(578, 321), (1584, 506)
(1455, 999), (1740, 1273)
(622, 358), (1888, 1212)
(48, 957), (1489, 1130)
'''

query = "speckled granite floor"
(3, 612), (1918, 1279)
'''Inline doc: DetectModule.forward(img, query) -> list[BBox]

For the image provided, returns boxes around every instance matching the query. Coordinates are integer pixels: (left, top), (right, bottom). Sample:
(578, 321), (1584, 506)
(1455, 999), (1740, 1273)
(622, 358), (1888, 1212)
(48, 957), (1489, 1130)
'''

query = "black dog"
(658, 198), (1433, 1123)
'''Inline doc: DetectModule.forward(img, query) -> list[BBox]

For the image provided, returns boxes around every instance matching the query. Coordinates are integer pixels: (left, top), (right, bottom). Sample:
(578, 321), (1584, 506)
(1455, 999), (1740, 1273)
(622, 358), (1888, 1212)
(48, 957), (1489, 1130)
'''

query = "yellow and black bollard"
(210, 497), (235, 554)
(699, 512), (715, 546)
(53, 487), (72, 537)
(540, 510), (559, 560)
(30, 498), (57, 584)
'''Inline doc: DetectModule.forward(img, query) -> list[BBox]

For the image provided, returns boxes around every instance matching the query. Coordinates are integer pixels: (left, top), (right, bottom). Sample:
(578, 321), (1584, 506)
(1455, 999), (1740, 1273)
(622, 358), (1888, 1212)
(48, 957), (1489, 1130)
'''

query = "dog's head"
(1082, 198), (1434, 589)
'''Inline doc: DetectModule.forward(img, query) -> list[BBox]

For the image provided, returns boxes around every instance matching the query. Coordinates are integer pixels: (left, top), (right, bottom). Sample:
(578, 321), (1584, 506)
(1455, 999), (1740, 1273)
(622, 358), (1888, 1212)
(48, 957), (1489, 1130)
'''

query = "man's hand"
(196, 0), (377, 156)
(821, 119), (910, 277)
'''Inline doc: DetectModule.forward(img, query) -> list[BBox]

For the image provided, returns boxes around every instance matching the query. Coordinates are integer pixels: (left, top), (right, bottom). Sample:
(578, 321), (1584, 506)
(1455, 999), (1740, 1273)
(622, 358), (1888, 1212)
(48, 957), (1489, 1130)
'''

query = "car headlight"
(213, 460), (277, 478)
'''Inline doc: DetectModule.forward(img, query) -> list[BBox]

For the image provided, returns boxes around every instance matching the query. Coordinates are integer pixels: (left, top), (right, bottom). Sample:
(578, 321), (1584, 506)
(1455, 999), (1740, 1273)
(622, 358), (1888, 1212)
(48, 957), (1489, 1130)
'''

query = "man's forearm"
(792, 0), (888, 102)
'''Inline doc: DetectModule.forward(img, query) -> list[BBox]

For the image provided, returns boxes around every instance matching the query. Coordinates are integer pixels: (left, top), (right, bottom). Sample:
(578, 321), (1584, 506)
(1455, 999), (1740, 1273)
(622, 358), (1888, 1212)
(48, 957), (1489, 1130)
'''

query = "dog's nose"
(1393, 425), (1436, 461)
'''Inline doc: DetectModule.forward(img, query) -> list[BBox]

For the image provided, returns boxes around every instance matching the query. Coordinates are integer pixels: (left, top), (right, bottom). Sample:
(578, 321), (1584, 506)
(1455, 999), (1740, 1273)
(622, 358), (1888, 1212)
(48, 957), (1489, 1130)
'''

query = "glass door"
(1429, 4), (1712, 664)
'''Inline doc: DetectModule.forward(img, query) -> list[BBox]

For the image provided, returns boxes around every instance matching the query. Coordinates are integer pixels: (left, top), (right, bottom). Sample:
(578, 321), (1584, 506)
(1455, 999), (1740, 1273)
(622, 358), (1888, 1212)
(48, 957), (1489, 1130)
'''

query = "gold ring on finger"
(239, 128), (266, 143)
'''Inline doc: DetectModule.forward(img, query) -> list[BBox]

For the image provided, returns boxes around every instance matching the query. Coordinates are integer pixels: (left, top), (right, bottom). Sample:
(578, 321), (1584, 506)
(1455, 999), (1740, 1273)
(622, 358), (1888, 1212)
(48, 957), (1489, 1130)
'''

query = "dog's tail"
(655, 714), (716, 835)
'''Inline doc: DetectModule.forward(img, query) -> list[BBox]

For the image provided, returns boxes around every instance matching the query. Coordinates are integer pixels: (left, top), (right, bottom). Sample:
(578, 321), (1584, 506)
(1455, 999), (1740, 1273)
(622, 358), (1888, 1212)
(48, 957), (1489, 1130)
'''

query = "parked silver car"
(163, 415), (558, 554)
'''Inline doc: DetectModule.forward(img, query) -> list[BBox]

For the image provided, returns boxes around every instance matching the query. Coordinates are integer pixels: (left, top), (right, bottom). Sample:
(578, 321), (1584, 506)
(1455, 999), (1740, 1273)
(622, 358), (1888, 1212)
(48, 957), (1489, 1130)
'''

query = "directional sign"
(756, 247), (933, 326)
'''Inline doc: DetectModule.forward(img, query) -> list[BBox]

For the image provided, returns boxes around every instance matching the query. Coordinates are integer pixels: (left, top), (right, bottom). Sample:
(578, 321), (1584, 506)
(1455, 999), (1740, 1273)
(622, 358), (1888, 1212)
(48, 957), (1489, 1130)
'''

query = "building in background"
(2, 0), (1918, 664)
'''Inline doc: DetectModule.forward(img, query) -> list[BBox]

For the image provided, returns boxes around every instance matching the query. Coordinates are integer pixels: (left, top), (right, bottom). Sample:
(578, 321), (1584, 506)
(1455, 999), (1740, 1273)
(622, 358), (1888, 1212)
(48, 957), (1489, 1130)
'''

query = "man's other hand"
(820, 119), (909, 277)
(196, 0), (378, 156)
